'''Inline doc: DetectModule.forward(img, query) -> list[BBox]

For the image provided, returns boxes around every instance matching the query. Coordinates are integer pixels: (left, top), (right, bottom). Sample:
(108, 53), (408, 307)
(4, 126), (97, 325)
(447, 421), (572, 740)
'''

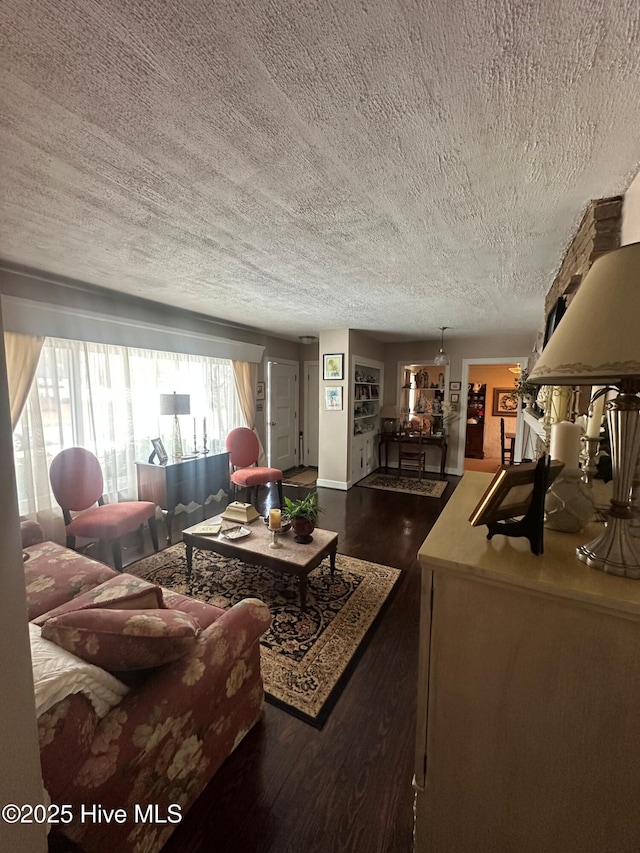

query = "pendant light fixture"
(434, 326), (450, 366)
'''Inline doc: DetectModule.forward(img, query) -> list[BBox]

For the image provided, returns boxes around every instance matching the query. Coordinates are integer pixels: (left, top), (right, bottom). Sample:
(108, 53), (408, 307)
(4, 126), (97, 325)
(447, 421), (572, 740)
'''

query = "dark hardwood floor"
(50, 470), (460, 853)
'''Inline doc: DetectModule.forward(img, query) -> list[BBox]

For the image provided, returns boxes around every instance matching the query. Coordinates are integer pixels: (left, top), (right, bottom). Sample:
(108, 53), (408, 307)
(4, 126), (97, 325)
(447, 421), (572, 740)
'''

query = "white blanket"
(29, 623), (130, 718)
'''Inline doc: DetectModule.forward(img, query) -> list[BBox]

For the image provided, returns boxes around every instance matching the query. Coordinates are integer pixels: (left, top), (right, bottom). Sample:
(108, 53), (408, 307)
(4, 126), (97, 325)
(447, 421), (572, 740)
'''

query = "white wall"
(621, 167), (640, 245)
(0, 304), (48, 852)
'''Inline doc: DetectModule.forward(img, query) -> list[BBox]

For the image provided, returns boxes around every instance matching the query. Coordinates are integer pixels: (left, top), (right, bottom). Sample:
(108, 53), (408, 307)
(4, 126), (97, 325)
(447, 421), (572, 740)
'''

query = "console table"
(136, 453), (230, 543)
(378, 432), (448, 479)
(414, 471), (640, 852)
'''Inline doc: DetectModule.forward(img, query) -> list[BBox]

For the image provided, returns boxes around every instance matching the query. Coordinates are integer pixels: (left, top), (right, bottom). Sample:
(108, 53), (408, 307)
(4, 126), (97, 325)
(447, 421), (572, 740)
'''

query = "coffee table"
(182, 519), (338, 612)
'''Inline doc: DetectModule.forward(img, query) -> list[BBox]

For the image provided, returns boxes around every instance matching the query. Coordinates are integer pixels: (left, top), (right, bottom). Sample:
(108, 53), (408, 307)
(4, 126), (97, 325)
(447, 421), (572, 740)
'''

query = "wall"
(317, 329), (350, 487)
(468, 364), (517, 459)
(621, 167), (640, 245)
(0, 303), (48, 852)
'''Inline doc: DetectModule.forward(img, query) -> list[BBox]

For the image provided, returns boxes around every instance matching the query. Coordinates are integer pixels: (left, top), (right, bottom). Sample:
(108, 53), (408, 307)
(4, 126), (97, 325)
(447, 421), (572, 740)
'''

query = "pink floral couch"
(23, 537), (271, 853)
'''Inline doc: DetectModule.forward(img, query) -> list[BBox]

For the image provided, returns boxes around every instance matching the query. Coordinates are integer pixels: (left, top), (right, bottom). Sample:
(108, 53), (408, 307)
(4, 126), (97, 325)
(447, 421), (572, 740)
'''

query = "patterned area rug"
(282, 467), (318, 487)
(358, 472), (448, 498)
(128, 545), (401, 727)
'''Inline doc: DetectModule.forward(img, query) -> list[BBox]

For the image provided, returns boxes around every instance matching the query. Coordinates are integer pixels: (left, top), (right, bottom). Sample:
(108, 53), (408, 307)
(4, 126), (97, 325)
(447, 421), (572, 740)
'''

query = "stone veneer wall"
(541, 196), (623, 421)
(544, 196), (623, 317)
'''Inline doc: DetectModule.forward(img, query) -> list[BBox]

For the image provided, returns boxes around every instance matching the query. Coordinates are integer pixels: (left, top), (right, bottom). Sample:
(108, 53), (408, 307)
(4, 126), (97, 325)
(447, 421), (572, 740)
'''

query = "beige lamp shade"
(380, 404), (400, 419)
(528, 241), (640, 386)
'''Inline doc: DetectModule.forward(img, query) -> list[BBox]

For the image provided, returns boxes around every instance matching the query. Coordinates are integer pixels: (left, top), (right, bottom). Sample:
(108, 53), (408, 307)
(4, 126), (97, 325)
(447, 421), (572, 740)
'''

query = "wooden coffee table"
(182, 519), (338, 612)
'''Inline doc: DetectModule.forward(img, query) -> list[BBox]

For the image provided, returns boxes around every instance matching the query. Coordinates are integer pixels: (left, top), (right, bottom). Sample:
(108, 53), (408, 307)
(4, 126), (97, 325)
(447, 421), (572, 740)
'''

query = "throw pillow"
(32, 574), (165, 627)
(41, 608), (200, 671)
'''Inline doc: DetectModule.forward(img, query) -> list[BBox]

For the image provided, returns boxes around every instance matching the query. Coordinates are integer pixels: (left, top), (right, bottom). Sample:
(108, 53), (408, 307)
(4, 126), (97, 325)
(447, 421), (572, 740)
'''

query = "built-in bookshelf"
(353, 363), (381, 436)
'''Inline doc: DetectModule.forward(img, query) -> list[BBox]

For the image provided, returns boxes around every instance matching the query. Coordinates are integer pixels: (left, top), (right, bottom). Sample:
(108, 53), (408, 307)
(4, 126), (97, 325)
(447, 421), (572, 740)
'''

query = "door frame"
(457, 355), (530, 475)
(303, 359), (319, 468)
(266, 357), (298, 468)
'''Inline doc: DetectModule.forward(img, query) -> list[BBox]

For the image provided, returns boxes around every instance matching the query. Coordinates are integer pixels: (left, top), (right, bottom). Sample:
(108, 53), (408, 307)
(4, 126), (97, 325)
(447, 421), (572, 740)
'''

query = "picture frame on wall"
(492, 388), (518, 417)
(256, 380), (265, 401)
(324, 386), (343, 410)
(450, 393), (460, 403)
(323, 353), (344, 380)
(449, 381), (461, 391)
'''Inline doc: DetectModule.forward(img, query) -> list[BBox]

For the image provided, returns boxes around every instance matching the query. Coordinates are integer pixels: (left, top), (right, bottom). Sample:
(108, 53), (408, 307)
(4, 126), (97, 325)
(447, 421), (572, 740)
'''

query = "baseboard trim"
(316, 478), (348, 490)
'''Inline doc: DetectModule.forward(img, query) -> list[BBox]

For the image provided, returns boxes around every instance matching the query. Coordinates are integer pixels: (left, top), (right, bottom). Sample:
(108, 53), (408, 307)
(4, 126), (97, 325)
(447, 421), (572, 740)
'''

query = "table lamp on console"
(528, 241), (640, 577)
(160, 392), (190, 461)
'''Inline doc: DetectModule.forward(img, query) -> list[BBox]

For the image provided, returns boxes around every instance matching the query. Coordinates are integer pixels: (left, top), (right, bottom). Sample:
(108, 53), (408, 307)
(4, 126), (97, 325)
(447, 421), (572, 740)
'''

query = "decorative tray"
(222, 525), (251, 540)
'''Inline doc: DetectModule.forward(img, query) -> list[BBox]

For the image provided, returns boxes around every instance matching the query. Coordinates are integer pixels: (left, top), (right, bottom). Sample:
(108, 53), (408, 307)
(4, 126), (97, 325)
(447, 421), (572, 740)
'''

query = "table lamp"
(160, 392), (190, 460)
(527, 241), (640, 577)
(380, 404), (400, 434)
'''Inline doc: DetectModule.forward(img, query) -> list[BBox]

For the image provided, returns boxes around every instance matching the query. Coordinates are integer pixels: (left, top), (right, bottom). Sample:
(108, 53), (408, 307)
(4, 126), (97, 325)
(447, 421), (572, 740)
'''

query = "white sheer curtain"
(15, 337), (243, 540)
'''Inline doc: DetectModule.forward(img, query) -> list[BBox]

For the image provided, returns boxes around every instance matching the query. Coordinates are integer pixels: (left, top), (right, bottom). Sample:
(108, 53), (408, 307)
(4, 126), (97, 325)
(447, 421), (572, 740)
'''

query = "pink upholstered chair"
(49, 447), (159, 572)
(225, 427), (284, 508)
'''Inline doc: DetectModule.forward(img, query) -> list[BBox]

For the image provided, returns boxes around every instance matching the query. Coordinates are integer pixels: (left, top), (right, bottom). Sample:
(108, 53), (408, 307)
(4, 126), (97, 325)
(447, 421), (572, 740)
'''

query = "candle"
(203, 416), (207, 435)
(193, 417), (196, 434)
(586, 386), (606, 439)
(268, 508), (281, 530)
(550, 421), (582, 469)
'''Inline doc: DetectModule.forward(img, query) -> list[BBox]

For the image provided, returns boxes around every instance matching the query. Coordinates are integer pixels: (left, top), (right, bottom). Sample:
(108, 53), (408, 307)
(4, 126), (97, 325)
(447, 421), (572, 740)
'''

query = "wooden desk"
(136, 453), (230, 543)
(414, 472), (640, 852)
(378, 432), (448, 479)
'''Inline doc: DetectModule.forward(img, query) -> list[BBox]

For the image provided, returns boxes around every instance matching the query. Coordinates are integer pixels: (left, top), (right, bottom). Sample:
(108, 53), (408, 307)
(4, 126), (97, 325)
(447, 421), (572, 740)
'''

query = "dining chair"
(225, 427), (284, 507)
(49, 447), (158, 572)
(398, 424), (427, 479)
(500, 418), (515, 466)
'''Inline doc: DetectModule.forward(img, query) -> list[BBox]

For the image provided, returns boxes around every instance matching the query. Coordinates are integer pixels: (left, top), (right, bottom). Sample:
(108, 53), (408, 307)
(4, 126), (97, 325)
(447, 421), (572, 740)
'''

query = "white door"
(267, 361), (298, 471)
(304, 360), (319, 467)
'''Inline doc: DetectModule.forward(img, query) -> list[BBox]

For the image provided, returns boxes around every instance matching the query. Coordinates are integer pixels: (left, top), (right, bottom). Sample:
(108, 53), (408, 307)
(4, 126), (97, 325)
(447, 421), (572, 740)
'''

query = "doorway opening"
(457, 356), (529, 475)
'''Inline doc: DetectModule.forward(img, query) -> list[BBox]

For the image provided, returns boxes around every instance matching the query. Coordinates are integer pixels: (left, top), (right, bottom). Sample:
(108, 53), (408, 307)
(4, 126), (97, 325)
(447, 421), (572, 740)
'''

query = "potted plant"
(284, 491), (321, 543)
(510, 372), (539, 411)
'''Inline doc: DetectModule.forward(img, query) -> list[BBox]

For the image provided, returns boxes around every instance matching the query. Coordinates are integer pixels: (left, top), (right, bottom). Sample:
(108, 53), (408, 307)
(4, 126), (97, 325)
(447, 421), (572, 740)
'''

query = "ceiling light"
(434, 327), (449, 366)
(298, 335), (318, 344)
(508, 365), (522, 374)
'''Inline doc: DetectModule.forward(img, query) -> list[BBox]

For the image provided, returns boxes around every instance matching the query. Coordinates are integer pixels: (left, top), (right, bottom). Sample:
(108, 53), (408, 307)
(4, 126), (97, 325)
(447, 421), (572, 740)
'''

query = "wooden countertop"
(418, 471), (640, 619)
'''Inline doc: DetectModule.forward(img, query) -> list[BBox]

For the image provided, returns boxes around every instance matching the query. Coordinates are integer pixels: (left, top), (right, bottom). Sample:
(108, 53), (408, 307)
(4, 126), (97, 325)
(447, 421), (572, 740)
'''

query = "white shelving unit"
(351, 358), (383, 484)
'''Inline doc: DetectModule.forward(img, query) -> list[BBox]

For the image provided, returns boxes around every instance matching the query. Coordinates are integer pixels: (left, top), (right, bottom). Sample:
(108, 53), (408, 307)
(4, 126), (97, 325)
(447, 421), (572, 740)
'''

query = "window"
(15, 338), (243, 520)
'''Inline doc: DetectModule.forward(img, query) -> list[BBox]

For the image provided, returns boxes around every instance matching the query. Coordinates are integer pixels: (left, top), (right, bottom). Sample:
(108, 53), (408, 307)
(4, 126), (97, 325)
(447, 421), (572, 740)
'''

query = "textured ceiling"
(1, 0), (640, 343)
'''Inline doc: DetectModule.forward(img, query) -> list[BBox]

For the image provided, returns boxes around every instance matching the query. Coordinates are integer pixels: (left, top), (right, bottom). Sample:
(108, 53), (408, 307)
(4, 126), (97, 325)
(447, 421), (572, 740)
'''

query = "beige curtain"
(232, 360), (266, 464)
(4, 332), (45, 429)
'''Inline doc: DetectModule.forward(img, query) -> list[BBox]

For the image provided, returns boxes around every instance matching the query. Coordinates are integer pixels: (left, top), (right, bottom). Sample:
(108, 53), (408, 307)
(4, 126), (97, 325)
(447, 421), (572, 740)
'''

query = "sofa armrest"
(20, 517), (44, 548)
(65, 597), (271, 800)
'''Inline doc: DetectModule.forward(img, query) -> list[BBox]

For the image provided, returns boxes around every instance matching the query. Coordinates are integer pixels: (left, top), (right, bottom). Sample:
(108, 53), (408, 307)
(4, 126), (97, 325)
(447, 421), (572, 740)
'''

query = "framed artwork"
(150, 437), (168, 465)
(324, 386), (343, 410)
(449, 381), (461, 391)
(469, 459), (564, 526)
(492, 388), (518, 417)
(256, 380), (265, 401)
(450, 393), (459, 403)
(323, 353), (344, 380)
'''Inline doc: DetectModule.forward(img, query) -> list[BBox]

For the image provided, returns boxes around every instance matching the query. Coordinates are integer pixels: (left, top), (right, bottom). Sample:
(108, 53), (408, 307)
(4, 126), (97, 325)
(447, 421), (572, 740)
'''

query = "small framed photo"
(324, 386), (343, 410)
(150, 437), (168, 465)
(323, 353), (344, 380)
(256, 380), (265, 401)
(450, 393), (460, 403)
(449, 381), (461, 391)
(492, 388), (518, 417)
(469, 459), (564, 526)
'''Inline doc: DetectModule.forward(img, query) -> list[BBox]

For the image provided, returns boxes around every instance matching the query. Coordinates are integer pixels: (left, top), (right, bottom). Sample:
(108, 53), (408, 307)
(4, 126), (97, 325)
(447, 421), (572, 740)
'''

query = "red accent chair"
(49, 447), (159, 572)
(225, 427), (284, 508)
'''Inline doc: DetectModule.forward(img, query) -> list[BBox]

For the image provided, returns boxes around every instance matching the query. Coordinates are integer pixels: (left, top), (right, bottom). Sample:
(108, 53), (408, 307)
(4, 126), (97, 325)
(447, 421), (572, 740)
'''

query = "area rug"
(358, 472), (448, 498)
(128, 545), (401, 728)
(282, 467), (318, 487)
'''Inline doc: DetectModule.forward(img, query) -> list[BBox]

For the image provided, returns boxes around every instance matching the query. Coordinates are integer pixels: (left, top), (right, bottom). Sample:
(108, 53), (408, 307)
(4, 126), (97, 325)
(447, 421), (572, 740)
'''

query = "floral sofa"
(23, 536), (271, 853)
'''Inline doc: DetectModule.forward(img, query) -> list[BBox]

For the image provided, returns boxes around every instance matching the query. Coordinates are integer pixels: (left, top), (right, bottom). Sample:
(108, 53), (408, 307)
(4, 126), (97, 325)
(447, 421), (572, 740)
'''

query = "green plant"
(510, 372), (538, 400)
(284, 491), (321, 523)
